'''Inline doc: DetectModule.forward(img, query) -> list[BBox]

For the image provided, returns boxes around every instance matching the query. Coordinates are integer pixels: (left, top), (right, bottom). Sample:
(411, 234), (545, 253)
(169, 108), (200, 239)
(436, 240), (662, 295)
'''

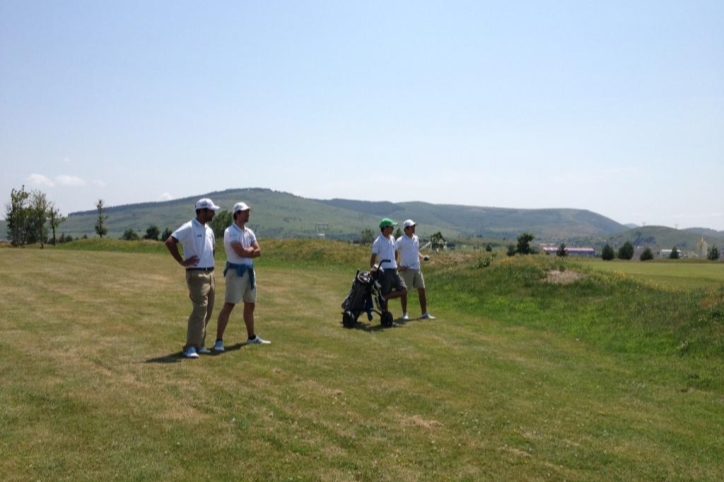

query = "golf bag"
(341, 267), (394, 328)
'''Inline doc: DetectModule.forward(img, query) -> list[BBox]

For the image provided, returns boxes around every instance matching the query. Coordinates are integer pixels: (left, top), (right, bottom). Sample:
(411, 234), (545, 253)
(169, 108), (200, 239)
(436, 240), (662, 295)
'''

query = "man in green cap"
(370, 218), (407, 311)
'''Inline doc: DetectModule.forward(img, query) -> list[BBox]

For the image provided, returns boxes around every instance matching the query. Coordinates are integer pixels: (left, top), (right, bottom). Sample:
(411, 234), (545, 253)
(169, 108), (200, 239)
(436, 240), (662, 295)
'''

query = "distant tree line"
(121, 225), (173, 241)
(599, 242), (720, 261)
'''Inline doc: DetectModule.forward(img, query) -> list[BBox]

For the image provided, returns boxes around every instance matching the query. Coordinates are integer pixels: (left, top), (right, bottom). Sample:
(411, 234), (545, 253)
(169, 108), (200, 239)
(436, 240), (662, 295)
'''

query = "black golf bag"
(341, 267), (394, 328)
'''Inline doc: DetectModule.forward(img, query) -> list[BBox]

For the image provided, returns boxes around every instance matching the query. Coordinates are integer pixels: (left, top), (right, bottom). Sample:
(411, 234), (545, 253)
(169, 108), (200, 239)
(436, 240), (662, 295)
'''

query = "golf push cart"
(340, 263), (394, 328)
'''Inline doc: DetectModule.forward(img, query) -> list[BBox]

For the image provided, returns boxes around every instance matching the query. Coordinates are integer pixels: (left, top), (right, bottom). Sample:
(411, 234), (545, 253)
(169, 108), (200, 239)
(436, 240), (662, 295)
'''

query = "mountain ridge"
(3, 187), (723, 250)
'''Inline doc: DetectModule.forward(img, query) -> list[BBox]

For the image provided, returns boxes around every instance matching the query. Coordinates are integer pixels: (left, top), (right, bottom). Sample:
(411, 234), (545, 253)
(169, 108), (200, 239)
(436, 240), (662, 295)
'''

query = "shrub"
(556, 243), (568, 257)
(707, 245), (720, 261)
(669, 246), (680, 259)
(602, 243), (615, 261)
(144, 225), (160, 241)
(640, 247), (654, 261)
(516, 232), (535, 255)
(122, 229), (140, 241)
(617, 241), (634, 260)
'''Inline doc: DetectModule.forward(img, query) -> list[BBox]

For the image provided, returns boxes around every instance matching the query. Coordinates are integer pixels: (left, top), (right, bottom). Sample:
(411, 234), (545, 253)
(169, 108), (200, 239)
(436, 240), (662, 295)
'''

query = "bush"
(640, 247), (654, 261)
(144, 225), (160, 241)
(556, 243), (567, 257)
(506, 244), (516, 257)
(602, 243), (615, 261)
(617, 241), (634, 260)
(122, 229), (140, 241)
(707, 245), (720, 261)
(669, 246), (680, 259)
(516, 232), (535, 255)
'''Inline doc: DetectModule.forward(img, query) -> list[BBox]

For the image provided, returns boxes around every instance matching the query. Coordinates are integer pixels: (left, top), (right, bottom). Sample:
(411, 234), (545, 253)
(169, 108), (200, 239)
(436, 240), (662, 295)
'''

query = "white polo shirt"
(172, 219), (215, 269)
(397, 234), (421, 270)
(224, 223), (256, 266)
(372, 234), (398, 269)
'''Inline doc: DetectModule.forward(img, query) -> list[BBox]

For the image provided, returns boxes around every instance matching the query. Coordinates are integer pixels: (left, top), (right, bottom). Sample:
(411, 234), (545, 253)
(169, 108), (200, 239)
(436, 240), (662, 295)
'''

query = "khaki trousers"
(185, 271), (215, 348)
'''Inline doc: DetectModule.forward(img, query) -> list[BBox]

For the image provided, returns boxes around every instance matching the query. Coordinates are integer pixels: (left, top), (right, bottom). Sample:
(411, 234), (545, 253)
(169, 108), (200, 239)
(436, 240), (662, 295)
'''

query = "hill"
(2, 187), (631, 243)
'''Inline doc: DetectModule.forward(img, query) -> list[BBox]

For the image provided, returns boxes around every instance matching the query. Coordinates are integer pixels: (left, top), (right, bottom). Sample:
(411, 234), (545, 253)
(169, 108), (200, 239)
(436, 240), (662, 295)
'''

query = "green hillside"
(3, 187), (639, 243)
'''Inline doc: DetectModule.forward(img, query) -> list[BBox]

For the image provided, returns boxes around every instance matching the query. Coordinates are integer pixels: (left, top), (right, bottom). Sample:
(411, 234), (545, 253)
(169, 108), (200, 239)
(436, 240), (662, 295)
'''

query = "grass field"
(577, 257), (724, 290)
(1, 242), (723, 481)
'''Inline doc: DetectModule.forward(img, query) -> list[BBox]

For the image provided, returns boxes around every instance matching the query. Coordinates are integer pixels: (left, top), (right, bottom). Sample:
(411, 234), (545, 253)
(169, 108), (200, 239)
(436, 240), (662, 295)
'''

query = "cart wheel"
(342, 311), (356, 328)
(380, 311), (394, 327)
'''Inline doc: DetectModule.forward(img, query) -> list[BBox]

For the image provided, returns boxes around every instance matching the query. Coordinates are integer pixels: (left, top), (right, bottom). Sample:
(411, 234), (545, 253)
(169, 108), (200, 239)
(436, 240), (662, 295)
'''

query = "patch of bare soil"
(545, 270), (585, 284)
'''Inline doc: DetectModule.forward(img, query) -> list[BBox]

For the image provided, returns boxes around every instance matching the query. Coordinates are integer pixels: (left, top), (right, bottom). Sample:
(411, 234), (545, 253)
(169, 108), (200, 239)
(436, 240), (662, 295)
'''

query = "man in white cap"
(396, 219), (435, 320)
(165, 198), (220, 358)
(213, 201), (269, 351)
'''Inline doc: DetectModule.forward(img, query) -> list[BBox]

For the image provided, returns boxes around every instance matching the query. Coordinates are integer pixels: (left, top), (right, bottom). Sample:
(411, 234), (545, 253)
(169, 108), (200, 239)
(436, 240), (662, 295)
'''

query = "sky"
(1, 0), (723, 230)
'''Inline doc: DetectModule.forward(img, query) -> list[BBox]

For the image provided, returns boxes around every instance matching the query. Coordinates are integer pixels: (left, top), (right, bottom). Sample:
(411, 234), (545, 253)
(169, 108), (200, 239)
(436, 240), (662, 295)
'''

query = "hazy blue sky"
(2, 1), (723, 230)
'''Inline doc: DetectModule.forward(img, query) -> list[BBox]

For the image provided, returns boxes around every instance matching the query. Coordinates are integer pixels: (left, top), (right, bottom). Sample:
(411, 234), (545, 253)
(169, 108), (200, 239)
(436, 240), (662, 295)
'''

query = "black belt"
(187, 267), (214, 272)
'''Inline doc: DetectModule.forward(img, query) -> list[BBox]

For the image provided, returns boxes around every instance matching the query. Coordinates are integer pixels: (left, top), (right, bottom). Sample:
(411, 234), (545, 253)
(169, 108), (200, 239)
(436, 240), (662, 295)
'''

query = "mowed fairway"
(579, 257), (724, 290)
(1, 248), (723, 481)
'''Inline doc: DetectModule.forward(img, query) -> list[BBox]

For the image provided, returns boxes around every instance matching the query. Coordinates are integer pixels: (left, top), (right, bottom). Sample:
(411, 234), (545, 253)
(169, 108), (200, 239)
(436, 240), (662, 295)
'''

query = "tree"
(430, 231), (447, 251)
(360, 228), (374, 245)
(516, 232), (535, 255)
(95, 199), (108, 238)
(48, 205), (65, 246)
(669, 246), (680, 259)
(121, 228), (140, 241)
(27, 190), (50, 247)
(506, 244), (516, 257)
(161, 227), (173, 241)
(556, 243), (568, 257)
(707, 245), (720, 261)
(394, 227), (402, 238)
(6, 185), (31, 246)
(640, 247), (654, 261)
(617, 241), (634, 260)
(485, 244), (493, 252)
(144, 225), (160, 241)
(602, 243), (615, 261)
(209, 210), (232, 240)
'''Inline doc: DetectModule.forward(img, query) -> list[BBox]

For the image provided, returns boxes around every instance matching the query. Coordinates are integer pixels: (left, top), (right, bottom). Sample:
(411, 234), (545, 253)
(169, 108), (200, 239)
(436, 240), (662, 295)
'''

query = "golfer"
(397, 219), (435, 320)
(165, 198), (220, 359)
(370, 218), (407, 310)
(213, 202), (269, 351)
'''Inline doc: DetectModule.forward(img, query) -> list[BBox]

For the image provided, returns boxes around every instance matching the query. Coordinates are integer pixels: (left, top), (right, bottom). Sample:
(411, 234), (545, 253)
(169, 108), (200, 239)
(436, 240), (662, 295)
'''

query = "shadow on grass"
(145, 343), (245, 363)
(339, 317), (409, 332)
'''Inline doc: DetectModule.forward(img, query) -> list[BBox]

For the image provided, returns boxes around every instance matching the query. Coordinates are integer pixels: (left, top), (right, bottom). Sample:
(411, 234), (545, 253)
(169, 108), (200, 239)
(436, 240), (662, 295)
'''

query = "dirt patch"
(545, 270), (585, 284)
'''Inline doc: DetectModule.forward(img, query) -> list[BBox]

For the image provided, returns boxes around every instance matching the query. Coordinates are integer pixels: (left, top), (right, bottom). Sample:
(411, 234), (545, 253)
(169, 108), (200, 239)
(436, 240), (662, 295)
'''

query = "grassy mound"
(431, 254), (724, 360)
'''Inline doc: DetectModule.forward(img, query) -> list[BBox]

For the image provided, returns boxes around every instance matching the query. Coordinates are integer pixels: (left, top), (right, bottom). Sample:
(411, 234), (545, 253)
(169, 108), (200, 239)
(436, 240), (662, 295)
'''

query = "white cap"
(403, 219), (416, 228)
(195, 198), (220, 211)
(233, 202), (250, 213)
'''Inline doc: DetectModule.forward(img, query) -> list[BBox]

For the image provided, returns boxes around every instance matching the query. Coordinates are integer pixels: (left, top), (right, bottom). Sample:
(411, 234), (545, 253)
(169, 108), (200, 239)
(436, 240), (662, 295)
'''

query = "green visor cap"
(379, 218), (397, 228)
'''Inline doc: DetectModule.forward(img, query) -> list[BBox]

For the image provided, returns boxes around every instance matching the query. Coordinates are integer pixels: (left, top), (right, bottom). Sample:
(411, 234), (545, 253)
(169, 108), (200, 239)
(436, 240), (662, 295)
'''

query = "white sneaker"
(402, 313), (409, 320)
(247, 336), (270, 345)
(182, 347), (199, 359)
(421, 313), (436, 320)
(213, 340), (225, 352)
(197, 346), (211, 354)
